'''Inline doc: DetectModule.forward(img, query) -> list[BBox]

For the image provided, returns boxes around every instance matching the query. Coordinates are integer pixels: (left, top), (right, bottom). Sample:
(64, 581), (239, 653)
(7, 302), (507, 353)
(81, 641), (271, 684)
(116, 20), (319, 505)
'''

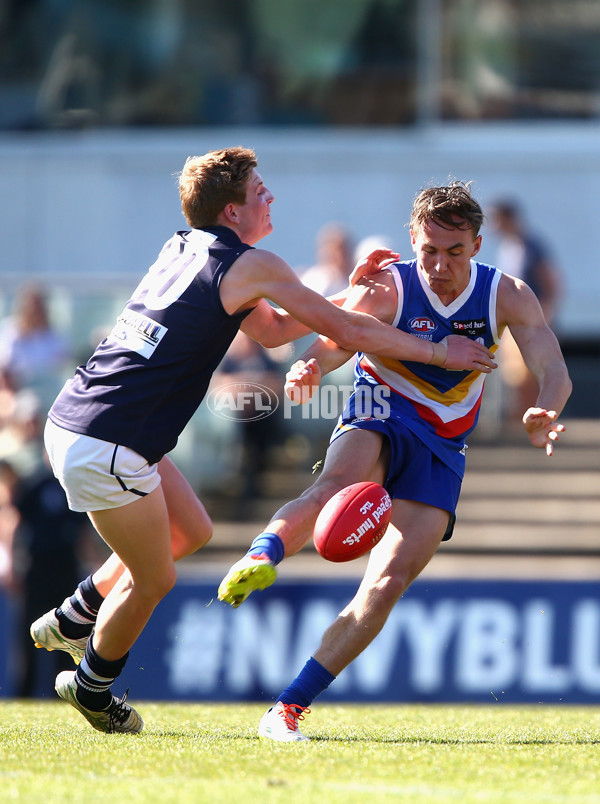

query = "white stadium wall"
(0, 123), (599, 339)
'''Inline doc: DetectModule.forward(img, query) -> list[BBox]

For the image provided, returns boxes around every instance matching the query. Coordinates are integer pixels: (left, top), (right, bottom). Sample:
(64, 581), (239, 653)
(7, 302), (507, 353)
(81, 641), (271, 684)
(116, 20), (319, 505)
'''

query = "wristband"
(428, 340), (447, 367)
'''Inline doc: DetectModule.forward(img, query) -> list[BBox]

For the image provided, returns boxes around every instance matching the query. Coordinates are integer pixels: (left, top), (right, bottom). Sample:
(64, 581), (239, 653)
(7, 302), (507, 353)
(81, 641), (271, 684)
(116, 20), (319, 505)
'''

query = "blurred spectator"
(212, 332), (284, 516)
(0, 459), (19, 592)
(0, 388), (46, 478)
(0, 383), (96, 697)
(297, 230), (400, 449)
(294, 222), (357, 382)
(11, 453), (93, 697)
(490, 199), (562, 420)
(0, 369), (19, 438)
(301, 223), (355, 297)
(491, 200), (561, 323)
(0, 284), (69, 410)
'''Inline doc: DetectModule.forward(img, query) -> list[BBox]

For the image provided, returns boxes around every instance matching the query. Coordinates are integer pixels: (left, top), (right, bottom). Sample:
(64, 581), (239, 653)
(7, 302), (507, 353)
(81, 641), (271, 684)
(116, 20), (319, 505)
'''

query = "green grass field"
(1, 701), (599, 803)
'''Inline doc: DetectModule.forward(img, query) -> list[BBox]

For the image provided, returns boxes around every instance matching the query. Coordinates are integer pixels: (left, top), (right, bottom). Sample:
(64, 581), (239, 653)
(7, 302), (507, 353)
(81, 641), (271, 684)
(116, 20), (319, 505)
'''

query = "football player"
(218, 181), (571, 741)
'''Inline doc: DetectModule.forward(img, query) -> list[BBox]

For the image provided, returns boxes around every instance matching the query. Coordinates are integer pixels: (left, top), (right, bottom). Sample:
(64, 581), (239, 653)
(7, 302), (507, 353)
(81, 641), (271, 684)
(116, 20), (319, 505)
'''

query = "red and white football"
(313, 481), (392, 563)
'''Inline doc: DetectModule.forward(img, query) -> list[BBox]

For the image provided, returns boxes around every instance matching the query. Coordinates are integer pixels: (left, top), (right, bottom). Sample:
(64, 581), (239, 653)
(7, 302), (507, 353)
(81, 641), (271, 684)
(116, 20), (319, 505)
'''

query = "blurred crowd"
(0, 284), (95, 697)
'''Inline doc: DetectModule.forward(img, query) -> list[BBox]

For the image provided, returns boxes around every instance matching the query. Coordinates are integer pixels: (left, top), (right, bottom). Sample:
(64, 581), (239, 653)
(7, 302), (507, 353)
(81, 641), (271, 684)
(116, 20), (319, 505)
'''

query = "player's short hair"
(410, 181), (484, 236)
(179, 147), (258, 228)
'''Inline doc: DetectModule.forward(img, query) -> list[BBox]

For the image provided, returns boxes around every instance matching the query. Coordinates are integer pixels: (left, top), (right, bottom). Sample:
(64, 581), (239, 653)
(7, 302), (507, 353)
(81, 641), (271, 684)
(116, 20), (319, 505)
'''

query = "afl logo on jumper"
(409, 316), (437, 334)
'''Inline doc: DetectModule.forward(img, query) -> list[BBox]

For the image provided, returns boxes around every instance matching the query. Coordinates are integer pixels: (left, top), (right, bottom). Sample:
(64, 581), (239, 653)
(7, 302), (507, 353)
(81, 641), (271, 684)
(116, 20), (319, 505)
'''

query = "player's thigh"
(88, 485), (175, 591)
(320, 427), (389, 488)
(157, 456), (212, 556)
(362, 498), (450, 589)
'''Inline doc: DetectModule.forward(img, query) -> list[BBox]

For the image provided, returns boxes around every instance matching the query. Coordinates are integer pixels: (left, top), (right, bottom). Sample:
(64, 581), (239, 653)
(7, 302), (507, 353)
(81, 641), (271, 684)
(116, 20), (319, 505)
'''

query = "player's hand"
(443, 335), (498, 372)
(349, 248), (400, 287)
(522, 407), (566, 456)
(284, 358), (322, 404)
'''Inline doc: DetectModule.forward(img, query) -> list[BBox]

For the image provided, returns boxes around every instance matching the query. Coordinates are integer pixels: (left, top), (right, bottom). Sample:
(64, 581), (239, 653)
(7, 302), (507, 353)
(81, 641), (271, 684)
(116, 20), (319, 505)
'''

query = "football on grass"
(314, 481), (392, 562)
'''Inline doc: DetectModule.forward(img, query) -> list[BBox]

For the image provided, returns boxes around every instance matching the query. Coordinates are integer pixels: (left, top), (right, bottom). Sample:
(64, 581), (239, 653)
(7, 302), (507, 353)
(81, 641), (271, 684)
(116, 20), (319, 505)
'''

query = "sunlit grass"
(1, 701), (599, 803)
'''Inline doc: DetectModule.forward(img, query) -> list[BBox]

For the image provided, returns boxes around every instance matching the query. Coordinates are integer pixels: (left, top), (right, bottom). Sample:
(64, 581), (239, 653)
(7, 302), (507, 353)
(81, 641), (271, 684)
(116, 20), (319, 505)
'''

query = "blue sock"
(279, 657), (336, 709)
(246, 532), (285, 565)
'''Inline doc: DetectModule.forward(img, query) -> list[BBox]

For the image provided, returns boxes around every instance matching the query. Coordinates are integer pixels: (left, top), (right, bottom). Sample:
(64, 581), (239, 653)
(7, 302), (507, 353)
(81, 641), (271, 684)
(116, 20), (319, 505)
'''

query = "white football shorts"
(44, 419), (162, 512)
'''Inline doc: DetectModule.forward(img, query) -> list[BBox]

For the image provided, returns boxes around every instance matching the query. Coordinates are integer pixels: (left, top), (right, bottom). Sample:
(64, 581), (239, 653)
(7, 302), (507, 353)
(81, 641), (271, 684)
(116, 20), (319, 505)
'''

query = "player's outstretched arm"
(498, 275), (572, 456)
(284, 271), (399, 405)
(240, 249), (399, 346)
(224, 250), (496, 370)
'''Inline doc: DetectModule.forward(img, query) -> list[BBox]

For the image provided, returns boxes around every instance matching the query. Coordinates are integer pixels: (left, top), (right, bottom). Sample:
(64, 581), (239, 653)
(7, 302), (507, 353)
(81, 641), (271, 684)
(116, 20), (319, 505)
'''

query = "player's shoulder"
(229, 246), (291, 280)
(239, 246), (286, 267)
(349, 268), (398, 321)
(496, 269), (541, 323)
(498, 268), (532, 295)
(355, 266), (398, 293)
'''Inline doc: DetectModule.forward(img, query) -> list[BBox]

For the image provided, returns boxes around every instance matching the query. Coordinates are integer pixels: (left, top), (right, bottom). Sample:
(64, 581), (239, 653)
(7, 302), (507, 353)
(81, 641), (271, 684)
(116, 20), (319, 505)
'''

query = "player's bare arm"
(222, 249), (438, 358)
(285, 269), (499, 405)
(497, 274), (572, 455)
(222, 250), (497, 369)
(284, 328), (360, 406)
(283, 271), (399, 403)
(238, 249), (400, 347)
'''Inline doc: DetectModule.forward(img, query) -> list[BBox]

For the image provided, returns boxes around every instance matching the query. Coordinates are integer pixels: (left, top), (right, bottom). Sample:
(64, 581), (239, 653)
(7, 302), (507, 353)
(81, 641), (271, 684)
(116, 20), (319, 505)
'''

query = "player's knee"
(171, 516), (213, 559)
(125, 563), (176, 611)
(299, 477), (345, 511)
(143, 562), (177, 602)
(182, 521), (213, 554)
(192, 528), (212, 552)
(155, 565), (177, 600)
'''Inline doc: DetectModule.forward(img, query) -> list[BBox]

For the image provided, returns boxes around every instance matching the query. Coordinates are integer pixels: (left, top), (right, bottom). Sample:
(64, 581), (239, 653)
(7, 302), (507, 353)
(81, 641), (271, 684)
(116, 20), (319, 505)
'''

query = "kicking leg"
(218, 428), (388, 607)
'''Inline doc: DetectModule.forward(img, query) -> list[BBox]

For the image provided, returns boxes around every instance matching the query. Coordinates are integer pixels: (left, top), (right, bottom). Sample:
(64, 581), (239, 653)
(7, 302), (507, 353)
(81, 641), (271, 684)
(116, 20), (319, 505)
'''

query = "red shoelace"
(278, 703), (311, 730)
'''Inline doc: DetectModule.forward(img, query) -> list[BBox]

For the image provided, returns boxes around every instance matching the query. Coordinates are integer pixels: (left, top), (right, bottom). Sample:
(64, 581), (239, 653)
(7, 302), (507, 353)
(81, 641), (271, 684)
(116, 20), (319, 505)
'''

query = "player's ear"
(409, 229), (418, 253)
(222, 203), (239, 224)
(471, 234), (482, 257)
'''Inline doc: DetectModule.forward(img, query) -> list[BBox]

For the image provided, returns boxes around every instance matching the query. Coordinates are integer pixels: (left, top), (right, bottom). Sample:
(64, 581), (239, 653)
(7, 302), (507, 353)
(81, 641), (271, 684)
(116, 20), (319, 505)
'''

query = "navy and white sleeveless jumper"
(48, 226), (254, 465)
